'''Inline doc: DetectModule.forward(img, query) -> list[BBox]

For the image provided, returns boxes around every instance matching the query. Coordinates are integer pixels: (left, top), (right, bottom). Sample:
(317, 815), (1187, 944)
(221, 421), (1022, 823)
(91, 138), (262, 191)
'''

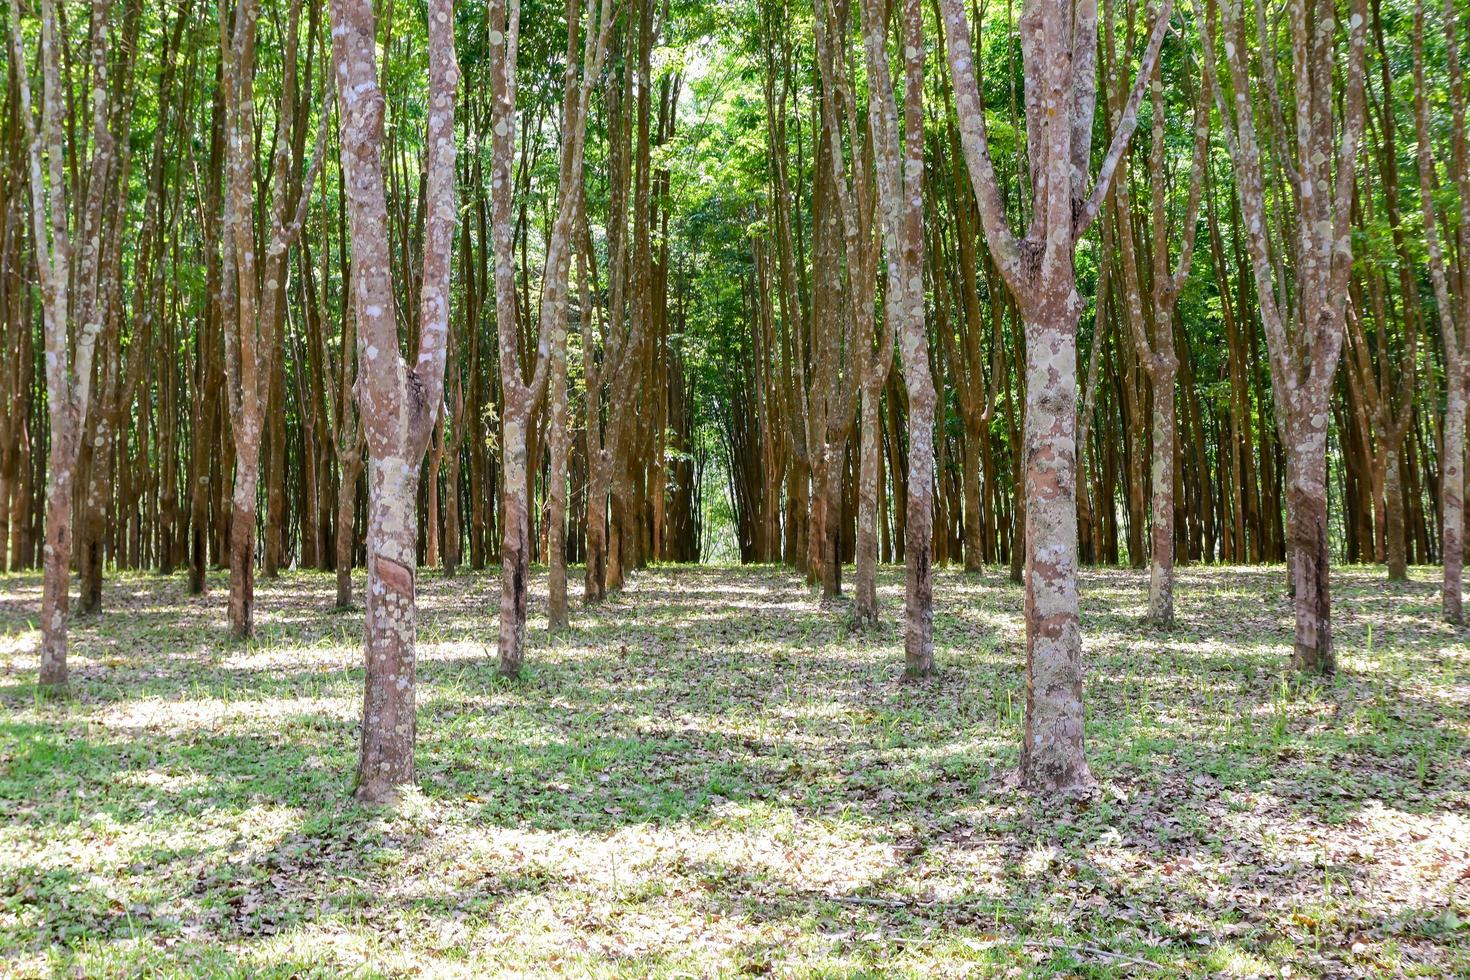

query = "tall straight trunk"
(425, 414), (444, 567)
(75, 0), (144, 608)
(1077, 255), (1108, 565)
(189, 88), (224, 596)
(442, 390), (464, 575)
(79, 351), (115, 614)
(329, 0), (456, 803)
(603, 0), (653, 596)
(808, 0), (869, 601)
(582, 232), (609, 602)
(547, 335), (570, 629)
(1106, 5), (1209, 625)
(546, 0), (611, 630)
(264, 353), (286, 577)
(962, 417), (983, 570)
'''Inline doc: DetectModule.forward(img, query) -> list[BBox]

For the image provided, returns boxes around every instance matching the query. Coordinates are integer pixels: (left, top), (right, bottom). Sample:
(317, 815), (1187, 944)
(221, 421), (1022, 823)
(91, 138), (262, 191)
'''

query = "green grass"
(0, 562), (1467, 977)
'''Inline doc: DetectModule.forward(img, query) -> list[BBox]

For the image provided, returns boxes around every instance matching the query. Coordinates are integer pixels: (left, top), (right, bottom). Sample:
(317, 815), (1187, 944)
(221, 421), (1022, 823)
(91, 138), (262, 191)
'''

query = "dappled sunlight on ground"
(0, 562), (1466, 976)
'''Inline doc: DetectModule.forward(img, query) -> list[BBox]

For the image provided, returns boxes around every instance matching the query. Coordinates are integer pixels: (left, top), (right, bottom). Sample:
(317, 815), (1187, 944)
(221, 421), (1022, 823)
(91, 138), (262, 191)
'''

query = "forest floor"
(0, 562), (1466, 978)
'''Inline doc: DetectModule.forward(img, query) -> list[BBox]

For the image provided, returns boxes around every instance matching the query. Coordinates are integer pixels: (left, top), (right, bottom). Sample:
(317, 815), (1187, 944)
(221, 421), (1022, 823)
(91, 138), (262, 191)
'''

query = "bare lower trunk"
(821, 449), (842, 599)
(264, 389), (286, 578)
(1008, 474), (1024, 584)
(1385, 445), (1407, 582)
(585, 452), (608, 602)
(807, 470), (827, 585)
(962, 417), (983, 572)
(0, 472), (10, 574)
(904, 393), (935, 677)
(1443, 387), (1465, 623)
(1018, 313), (1094, 793)
(548, 362), (571, 631)
(189, 444), (210, 593)
(789, 454), (810, 569)
(228, 455), (259, 639)
(355, 453), (420, 802)
(79, 498), (104, 613)
(79, 435), (109, 613)
(1286, 420), (1334, 673)
(854, 382), (882, 626)
(426, 426), (443, 568)
(498, 413), (531, 676)
(608, 462), (630, 591)
(444, 457), (462, 575)
(1147, 366), (1176, 625)
(39, 446), (75, 691)
(335, 451), (361, 608)
(228, 498), (257, 638)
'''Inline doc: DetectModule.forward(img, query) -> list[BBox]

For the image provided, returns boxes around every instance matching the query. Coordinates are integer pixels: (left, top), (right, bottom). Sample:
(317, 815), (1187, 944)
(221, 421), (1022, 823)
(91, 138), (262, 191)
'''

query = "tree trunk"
(1443, 382), (1465, 622)
(329, 0), (456, 803)
(39, 435), (77, 691)
(548, 317), (571, 630)
(335, 450), (361, 608)
(585, 451), (609, 602)
(355, 453), (420, 801)
(962, 415), (983, 572)
(1147, 364), (1176, 625)
(853, 379), (882, 626)
(1017, 309), (1094, 791)
(1286, 416), (1335, 672)
(1385, 442), (1408, 581)
(228, 467), (258, 639)
(903, 386), (936, 677)
(425, 415), (444, 568)
(498, 407), (532, 674)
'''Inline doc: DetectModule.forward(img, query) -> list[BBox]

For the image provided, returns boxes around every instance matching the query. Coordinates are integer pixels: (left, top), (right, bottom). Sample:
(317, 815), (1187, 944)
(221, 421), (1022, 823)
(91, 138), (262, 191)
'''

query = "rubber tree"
(8, 0), (116, 692)
(1103, 0), (1210, 627)
(487, 0), (614, 673)
(1413, 0), (1470, 622)
(328, 0), (458, 803)
(939, 0), (1172, 790)
(1202, 0), (1367, 669)
(853, 0), (930, 668)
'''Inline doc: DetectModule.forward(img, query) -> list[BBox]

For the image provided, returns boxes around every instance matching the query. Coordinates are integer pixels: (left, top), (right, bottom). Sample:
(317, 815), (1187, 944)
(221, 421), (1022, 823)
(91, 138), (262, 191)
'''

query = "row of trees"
(2, 0), (1465, 798)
